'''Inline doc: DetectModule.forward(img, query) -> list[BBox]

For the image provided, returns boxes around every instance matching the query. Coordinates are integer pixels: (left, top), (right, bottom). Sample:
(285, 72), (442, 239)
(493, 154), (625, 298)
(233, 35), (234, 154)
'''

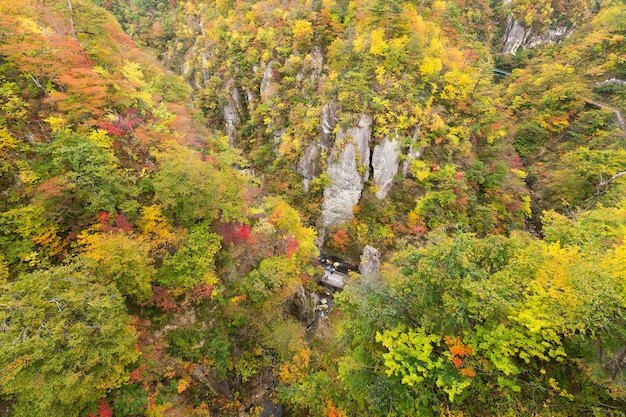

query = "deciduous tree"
(0, 264), (139, 417)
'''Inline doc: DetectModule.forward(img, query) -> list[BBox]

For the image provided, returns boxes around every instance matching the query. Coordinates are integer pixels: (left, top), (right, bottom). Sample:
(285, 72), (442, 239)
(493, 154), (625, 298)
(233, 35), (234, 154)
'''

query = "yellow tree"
(78, 228), (156, 302)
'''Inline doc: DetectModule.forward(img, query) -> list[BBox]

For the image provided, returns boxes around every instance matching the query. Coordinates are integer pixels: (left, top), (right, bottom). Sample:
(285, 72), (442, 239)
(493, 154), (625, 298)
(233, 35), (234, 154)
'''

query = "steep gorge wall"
(111, 0), (532, 250)
(317, 113), (372, 231)
(502, 15), (573, 54)
(499, 0), (591, 54)
(203, 48), (421, 243)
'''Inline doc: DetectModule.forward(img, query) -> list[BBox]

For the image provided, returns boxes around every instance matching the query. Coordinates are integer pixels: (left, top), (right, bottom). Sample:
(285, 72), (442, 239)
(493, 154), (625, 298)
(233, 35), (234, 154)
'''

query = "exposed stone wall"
(372, 136), (401, 200)
(316, 114), (372, 239)
(501, 1), (574, 55)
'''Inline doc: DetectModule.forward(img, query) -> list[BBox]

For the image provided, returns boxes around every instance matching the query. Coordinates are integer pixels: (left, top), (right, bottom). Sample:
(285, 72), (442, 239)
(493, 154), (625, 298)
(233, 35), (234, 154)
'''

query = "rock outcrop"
(320, 101), (338, 147)
(292, 285), (320, 326)
(401, 142), (425, 178)
(297, 102), (338, 192)
(192, 364), (233, 400)
(297, 143), (323, 193)
(359, 245), (381, 284)
(200, 51), (211, 83)
(271, 128), (285, 154)
(502, 16), (527, 54)
(502, 15), (573, 54)
(596, 78), (626, 87)
(372, 136), (401, 199)
(525, 25), (571, 49)
(223, 79), (244, 147)
(296, 45), (324, 84)
(260, 61), (277, 98)
(317, 114), (372, 237)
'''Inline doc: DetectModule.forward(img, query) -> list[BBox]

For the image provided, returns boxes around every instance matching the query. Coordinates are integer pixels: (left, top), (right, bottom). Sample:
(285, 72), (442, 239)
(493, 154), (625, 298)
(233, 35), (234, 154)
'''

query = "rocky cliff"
(499, 0), (588, 54)
(372, 136), (401, 200)
(502, 15), (573, 54)
(316, 113), (372, 241)
(119, 0), (532, 252)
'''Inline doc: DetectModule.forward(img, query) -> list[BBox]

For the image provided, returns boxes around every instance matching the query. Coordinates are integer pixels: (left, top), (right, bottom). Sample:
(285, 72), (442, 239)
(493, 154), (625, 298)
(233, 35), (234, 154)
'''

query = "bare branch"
(599, 171), (626, 188)
(29, 73), (48, 97)
(587, 170), (626, 211)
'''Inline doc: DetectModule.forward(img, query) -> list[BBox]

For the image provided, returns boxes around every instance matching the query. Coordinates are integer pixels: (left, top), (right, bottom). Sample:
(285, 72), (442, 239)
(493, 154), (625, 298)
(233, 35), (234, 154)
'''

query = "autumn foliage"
(2, 0), (626, 416)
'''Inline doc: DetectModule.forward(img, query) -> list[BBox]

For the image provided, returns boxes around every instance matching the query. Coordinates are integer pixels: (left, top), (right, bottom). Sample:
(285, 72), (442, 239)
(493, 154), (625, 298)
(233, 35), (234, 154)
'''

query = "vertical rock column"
(297, 102), (338, 192)
(316, 114), (372, 245)
(372, 136), (401, 200)
(359, 245), (381, 285)
(222, 78), (243, 147)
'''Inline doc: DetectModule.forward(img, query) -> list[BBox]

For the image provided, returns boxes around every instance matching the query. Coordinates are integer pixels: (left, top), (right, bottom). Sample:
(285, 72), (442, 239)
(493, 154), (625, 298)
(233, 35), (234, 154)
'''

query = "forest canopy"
(1, 0), (626, 416)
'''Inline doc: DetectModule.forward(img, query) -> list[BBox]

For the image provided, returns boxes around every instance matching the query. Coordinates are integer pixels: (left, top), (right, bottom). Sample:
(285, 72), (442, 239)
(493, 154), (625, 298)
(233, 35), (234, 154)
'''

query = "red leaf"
(89, 399), (113, 417)
(115, 213), (133, 232)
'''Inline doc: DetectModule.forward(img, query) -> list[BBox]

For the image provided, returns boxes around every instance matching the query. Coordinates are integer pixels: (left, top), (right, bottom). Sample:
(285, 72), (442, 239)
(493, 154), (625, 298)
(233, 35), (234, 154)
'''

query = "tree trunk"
(67, 0), (79, 42)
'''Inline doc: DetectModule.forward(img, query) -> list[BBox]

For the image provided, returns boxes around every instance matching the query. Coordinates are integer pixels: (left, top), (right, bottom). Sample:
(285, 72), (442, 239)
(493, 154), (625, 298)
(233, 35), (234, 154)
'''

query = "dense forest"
(1, 0), (625, 416)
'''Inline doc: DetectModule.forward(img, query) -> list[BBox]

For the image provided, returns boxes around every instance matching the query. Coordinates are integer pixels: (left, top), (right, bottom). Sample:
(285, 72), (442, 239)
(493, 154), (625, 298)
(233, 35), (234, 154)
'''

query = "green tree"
(152, 142), (245, 225)
(545, 147), (626, 210)
(0, 264), (139, 417)
(158, 221), (221, 290)
(35, 128), (139, 216)
(507, 63), (589, 156)
(368, 0), (408, 38)
(334, 231), (626, 415)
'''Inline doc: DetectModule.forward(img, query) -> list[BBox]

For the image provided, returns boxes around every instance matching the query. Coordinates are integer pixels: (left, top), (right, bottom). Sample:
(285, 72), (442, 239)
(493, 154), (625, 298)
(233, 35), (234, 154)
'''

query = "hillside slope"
(0, 1), (318, 416)
(1, 1), (626, 416)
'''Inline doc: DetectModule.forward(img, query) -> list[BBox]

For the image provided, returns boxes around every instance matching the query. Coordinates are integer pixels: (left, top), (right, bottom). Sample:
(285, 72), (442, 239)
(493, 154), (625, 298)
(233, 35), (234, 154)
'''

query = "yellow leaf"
(369, 28), (388, 56)
(177, 376), (191, 393)
(420, 57), (442, 77)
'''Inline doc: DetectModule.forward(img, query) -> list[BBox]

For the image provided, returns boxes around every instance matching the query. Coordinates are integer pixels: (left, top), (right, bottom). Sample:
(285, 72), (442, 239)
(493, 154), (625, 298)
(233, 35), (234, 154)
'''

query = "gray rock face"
(320, 102), (338, 147)
(201, 51), (211, 83)
(297, 143), (323, 193)
(372, 136), (401, 199)
(526, 25), (571, 49)
(292, 285), (320, 326)
(596, 78), (626, 87)
(270, 128), (286, 156)
(401, 143), (425, 178)
(317, 114), (372, 235)
(223, 79), (243, 147)
(297, 102), (338, 192)
(260, 61), (277, 98)
(341, 114), (372, 184)
(502, 14), (573, 55)
(245, 87), (255, 111)
(359, 245), (381, 282)
(296, 46), (324, 83)
(502, 16), (526, 54)
(318, 143), (363, 227)
(309, 46), (324, 81)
